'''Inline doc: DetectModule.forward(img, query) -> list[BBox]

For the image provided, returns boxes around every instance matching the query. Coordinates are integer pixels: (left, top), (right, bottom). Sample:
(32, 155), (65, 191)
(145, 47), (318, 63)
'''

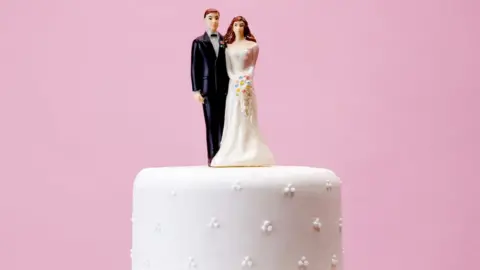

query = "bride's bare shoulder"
(246, 40), (257, 47)
(246, 40), (258, 50)
(248, 41), (259, 51)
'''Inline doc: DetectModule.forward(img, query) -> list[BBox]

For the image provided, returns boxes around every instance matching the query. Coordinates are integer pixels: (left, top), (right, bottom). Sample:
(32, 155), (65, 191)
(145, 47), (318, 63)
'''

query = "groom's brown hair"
(204, 8), (220, 18)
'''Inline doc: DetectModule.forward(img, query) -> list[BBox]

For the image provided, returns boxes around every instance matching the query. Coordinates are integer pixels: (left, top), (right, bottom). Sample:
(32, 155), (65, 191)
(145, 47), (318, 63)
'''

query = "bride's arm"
(225, 48), (235, 79)
(245, 43), (259, 76)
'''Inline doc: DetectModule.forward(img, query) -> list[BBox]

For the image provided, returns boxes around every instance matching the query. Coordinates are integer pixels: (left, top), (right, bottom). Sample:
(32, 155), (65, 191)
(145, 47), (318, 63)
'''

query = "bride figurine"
(210, 16), (275, 167)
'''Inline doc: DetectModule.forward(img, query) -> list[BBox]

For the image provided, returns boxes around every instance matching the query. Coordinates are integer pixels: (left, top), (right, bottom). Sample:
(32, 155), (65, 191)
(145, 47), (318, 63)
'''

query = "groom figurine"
(190, 8), (229, 166)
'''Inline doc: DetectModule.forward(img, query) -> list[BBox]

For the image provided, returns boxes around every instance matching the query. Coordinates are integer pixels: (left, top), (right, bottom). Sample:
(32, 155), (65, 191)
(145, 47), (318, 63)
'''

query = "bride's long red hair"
(223, 16), (257, 45)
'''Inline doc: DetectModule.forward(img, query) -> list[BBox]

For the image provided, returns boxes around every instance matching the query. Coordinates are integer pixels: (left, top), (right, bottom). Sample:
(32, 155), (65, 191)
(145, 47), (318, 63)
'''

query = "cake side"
(131, 166), (343, 270)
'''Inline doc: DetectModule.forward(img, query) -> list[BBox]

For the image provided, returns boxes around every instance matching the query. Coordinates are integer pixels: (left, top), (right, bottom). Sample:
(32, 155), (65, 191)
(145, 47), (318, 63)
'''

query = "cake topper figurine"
(209, 16), (275, 167)
(190, 8), (229, 166)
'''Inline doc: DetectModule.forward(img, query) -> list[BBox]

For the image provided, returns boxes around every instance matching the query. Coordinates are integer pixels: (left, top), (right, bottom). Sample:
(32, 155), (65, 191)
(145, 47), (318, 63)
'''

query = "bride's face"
(233, 21), (245, 37)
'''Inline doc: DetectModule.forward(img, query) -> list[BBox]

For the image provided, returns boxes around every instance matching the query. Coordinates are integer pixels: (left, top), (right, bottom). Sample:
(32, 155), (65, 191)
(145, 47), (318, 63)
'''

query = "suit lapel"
(202, 32), (217, 59)
(218, 34), (225, 57)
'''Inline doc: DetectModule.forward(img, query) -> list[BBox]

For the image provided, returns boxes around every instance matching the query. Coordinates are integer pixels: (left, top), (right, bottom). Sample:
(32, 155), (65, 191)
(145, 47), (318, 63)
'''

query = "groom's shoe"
(207, 158), (212, 167)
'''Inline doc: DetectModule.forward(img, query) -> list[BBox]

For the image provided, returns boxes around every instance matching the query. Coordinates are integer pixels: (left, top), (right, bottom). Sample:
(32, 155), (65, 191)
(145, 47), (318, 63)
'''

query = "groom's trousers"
(202, 94), (226, 163)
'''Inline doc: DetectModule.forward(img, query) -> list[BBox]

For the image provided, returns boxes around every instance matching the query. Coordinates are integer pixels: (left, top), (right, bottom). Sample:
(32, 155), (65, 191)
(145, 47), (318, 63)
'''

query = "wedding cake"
(131, 10), (343, 270)
(131, 166), (343, 270)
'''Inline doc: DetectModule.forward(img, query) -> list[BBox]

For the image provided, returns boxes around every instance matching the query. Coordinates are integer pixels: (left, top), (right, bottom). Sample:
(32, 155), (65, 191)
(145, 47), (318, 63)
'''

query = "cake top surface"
(137, 165), (337, 177)
(134, 166), (340, 188)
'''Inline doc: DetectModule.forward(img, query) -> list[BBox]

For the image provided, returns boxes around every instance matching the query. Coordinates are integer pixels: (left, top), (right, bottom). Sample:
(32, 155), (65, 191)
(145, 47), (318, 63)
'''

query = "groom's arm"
(190, 40), (202, 93)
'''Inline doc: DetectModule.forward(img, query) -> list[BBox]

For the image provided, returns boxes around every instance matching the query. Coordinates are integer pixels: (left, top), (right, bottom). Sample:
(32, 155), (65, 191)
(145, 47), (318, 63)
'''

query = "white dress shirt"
(206, 30), (220, 57)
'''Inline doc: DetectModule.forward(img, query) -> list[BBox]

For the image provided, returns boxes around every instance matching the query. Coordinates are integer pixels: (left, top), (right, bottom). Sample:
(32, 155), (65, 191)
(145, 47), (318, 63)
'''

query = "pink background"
(1, 0), (479, 269)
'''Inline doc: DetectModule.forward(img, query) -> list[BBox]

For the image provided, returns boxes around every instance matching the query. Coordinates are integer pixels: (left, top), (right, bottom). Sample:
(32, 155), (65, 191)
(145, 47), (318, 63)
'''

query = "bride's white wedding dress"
(210, 42), (275, 167)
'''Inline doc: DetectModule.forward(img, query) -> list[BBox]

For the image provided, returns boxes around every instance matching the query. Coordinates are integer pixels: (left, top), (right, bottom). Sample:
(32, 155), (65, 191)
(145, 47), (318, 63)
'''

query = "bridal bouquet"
(234, 74), (254, 118)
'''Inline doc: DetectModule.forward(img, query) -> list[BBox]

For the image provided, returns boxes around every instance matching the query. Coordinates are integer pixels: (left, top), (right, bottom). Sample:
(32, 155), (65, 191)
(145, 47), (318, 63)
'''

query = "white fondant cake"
(131, 166), (343, 270)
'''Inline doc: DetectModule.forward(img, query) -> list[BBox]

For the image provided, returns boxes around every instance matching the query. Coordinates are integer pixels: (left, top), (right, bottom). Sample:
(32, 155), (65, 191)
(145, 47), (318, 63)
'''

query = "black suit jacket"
(190, 32), (229, 97)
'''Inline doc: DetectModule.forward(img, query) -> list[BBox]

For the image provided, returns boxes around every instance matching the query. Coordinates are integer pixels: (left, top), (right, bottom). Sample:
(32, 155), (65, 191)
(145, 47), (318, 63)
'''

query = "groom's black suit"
(190, 32), (229, 164)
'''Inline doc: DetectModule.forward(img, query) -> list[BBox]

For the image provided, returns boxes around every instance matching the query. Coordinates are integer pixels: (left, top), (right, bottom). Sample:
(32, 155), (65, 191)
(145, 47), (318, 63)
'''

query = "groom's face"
(204, 12), (220, 33)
